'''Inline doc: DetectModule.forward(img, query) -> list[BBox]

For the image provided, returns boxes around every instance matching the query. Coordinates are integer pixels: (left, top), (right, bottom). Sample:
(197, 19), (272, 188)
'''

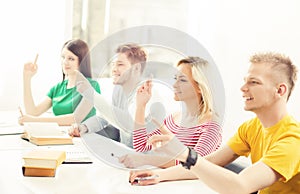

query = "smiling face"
(173, 63), (201, 102)
(111, 53), (134, 85)
(61, 48), (80, 77)
(240, 62), (278, 113)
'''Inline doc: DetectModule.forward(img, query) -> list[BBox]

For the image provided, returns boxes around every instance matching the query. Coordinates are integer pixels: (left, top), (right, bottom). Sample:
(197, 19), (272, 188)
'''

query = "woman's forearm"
(25, 114), (76, 126)
(134, 105), (146, 129)
(23, 77), (36, 115)
(157, 164), (198, 182)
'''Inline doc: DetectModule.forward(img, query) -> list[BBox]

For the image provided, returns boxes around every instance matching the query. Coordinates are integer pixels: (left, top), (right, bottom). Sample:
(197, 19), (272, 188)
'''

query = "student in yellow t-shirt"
(19, 39), (100, 126)
(129, 52), (300, 194)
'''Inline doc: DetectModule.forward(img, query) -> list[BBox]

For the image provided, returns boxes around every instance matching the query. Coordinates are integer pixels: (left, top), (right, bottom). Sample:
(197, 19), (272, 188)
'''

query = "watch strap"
(180, 147), (198, 170)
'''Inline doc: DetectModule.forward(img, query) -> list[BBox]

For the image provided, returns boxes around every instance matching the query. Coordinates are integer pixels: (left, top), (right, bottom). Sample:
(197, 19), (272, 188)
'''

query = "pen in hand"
(18, 106), (24, 117)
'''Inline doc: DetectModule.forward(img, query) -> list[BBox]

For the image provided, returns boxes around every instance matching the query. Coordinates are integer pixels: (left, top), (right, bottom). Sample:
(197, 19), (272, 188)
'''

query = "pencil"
(33, 54), (39, 64)
(18, 106), (24, 117)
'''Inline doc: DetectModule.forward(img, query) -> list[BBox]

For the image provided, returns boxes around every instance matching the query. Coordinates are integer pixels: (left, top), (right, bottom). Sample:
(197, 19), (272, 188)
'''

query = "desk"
(0, 111), (217, 194)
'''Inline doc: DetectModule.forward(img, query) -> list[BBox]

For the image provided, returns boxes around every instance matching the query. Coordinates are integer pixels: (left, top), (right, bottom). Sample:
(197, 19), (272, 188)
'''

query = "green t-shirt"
(47, 78), (100, 122)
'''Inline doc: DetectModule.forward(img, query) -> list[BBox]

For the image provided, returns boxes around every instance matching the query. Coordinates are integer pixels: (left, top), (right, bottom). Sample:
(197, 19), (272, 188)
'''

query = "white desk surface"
(0, 110), (217, 194)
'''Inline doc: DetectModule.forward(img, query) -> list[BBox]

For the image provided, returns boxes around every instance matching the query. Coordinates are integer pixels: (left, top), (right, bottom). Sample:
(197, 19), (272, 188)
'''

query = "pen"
(134, 174), (159, 182)
(18, 106), (24, 117)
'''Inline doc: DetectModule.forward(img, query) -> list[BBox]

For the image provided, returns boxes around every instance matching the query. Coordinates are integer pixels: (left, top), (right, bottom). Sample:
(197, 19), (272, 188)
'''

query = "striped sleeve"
(132, 127), (161, 152)
(193, 121), (222, 156)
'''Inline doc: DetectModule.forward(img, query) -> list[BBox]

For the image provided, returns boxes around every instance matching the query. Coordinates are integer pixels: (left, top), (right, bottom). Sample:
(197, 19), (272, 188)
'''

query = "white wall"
(1, 0), (299, 141)
(0, 0), (73, 110)
(186, 0), (300, 140)
(104, 0), (300, 141)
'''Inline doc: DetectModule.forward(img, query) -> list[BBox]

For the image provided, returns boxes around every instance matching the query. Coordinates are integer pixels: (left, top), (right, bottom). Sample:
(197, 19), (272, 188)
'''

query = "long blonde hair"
(177, 57), (214, 121)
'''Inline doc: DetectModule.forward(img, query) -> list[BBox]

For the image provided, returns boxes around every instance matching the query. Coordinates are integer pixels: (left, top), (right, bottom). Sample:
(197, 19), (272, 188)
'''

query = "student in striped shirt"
(129, 52), (300, 194)
(119, 56), (222, 168)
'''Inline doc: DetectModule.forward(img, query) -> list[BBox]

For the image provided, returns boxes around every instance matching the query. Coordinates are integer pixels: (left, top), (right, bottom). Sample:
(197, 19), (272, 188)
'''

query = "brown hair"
(62, 39), (92, 80)
(116, 43), (147, 73)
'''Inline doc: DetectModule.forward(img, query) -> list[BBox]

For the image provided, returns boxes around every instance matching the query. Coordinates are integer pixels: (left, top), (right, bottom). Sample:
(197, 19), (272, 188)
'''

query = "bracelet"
(79, 124), (88, 134)
(180, 147), (198, 170)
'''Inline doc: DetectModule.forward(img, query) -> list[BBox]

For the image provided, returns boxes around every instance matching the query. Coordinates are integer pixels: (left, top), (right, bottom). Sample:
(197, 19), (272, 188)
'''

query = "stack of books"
(22, 150), (66, 177)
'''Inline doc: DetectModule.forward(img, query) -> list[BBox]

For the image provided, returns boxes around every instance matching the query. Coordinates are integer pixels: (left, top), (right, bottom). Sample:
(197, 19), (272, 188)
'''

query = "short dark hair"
(62, 39), (92, 80)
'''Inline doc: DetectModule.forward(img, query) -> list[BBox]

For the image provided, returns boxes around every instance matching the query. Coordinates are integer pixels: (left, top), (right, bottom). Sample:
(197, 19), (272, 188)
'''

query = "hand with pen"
(18, 106), (38, 125)
(18, 114), (38, 125)
(128, 136), (188, 186)
(129, 170), (160, 186)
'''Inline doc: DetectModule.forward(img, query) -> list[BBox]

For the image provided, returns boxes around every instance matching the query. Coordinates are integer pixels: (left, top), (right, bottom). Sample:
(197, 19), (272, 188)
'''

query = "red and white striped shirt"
(133, 114), (222, 157)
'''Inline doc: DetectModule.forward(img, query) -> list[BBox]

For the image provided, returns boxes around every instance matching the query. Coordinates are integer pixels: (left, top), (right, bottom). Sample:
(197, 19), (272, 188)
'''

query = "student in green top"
(19, 39), (100, 126)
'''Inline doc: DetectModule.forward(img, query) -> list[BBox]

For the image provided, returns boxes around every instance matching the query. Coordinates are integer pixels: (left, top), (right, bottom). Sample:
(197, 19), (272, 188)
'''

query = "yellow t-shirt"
(227, 115), (300, 194)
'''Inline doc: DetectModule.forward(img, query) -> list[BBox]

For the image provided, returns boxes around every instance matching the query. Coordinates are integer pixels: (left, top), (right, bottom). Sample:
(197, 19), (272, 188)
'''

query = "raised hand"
(23, 62), (38, 79)
(136, 79), (152, 107)
(75, 70), (92, 94)
(75, 70), (94, 103)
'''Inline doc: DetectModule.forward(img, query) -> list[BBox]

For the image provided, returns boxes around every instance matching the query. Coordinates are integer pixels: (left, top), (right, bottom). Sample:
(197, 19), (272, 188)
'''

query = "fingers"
(129, 170), (152, 183)
(119, 155), (136, 168)
(68, 124), (80, 137)
(118, 155), (131, 168)
(145, 79), (152, 94)
(138, 80), (152, 93)
(18, 116), (24, 125)
(24, 62), (38, 72)
(129, 171), (158, 186)
(118, 155), (126, 163)
(148, 134), (174, 147)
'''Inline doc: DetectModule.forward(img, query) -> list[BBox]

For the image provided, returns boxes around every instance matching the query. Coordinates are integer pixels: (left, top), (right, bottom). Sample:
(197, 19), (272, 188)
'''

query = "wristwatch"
(180, 147), (198, 170)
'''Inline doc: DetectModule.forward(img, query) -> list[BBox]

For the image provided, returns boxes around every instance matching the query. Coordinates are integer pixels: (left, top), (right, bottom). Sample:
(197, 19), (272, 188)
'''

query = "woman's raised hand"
(136, 79), (152, 107)
(23, 62), (38, 79)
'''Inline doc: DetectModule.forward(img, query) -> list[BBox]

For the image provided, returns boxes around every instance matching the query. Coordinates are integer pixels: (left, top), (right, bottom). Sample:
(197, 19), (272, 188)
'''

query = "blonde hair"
(250, 52), (298, 101)
(177, 57), (214, 121)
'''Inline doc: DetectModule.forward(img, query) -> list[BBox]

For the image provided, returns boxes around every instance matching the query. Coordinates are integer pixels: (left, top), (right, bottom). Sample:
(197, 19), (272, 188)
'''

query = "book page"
(23, 122), (69, 137)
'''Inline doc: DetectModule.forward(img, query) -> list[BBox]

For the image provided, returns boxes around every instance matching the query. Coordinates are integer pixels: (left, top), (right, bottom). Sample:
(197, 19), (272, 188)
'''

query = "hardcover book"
(21, 122), (73, 146)
(22, 149), (66, 177)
